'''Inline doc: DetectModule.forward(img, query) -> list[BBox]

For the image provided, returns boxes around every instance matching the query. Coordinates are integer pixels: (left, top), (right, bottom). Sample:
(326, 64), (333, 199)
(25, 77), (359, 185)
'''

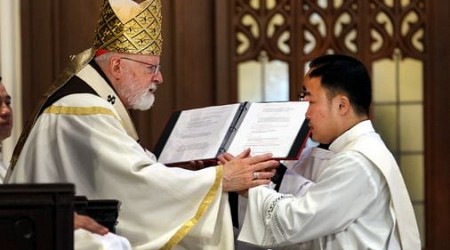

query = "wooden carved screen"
(223, 0), (426, 247)
(228, 0), (426, 99)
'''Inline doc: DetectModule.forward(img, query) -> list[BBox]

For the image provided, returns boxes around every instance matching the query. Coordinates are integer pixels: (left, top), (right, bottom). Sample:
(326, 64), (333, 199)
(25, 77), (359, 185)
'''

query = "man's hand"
(74, 212), (109, 235)
(220, 148), (279, 192)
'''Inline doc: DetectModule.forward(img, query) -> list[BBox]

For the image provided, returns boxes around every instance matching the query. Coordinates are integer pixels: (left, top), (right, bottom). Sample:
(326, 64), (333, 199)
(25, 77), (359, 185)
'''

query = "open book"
(153, 101), (310, 165)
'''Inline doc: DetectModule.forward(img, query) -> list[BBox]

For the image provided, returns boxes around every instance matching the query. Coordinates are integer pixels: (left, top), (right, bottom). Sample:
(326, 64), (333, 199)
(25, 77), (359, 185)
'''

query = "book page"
(226, 101), (309, 158)
(157, 103), (241, 164)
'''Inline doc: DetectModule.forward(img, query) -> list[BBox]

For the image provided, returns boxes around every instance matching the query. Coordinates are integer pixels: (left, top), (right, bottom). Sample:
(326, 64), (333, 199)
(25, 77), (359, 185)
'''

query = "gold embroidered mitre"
(93, 0), (162, 55)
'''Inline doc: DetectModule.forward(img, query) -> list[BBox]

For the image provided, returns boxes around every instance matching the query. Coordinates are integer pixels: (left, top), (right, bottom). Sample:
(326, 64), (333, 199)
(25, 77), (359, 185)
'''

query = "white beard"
(117, 74), (156, 110)
(131, 90), (155, 110)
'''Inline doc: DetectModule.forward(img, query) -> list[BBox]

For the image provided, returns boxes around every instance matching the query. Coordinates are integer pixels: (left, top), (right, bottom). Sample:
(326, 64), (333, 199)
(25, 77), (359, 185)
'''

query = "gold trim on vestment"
(161, 165), (224, 250)
(44, 105), (119, 118)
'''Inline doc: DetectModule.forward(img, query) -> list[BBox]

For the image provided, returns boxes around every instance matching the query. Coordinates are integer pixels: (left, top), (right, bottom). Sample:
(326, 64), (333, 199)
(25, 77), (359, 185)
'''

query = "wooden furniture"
(0, 183), (74, 250)
(74, 196), (121, 233)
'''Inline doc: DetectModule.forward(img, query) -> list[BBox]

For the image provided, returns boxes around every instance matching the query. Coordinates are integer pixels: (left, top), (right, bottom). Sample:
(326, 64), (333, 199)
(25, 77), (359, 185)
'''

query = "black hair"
(308, 54), (372, 116)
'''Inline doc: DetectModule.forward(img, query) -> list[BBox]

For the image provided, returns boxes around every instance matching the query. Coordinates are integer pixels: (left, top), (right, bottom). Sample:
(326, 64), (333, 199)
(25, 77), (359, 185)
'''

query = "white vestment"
(279, 145), (334, 197)
(75, 229), (132, 250)
(6, 58), (234, 250)
(236, 144), (334, 250)
(239, 120), (421, 250)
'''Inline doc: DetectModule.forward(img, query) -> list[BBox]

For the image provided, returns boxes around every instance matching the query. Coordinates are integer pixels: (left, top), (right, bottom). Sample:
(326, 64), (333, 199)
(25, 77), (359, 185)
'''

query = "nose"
(0, 103), (12, 116)
(152, 71), (163, 85)
(305, 106), (311, 120)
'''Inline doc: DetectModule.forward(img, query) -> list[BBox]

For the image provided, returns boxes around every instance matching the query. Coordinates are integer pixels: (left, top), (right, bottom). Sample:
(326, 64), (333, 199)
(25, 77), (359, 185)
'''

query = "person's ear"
(337, 96), (350, 113)
(109, 57), (123, 79)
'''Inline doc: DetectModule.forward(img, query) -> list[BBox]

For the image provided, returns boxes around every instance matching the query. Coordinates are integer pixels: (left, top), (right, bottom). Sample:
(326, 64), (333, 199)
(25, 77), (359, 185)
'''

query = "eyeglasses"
(120, 57), (161, 74)
(298, 91), (307, 101)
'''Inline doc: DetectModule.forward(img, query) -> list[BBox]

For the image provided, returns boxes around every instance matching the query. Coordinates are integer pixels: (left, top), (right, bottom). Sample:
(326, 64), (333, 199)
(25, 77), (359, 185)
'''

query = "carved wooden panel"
(229, 0), (426, 100)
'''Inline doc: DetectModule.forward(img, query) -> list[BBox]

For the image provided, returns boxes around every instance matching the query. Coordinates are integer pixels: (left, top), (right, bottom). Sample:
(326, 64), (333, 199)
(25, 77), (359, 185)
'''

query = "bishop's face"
(117, 55), (163, 110)
(303, 76), (341, 144)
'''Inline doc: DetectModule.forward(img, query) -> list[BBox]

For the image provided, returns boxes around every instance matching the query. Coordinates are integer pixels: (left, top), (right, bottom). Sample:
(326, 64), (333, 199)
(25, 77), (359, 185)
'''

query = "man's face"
(303, 76), (340, 144)
(116, 55), (163, 110)
(0, 83), (12, 141)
